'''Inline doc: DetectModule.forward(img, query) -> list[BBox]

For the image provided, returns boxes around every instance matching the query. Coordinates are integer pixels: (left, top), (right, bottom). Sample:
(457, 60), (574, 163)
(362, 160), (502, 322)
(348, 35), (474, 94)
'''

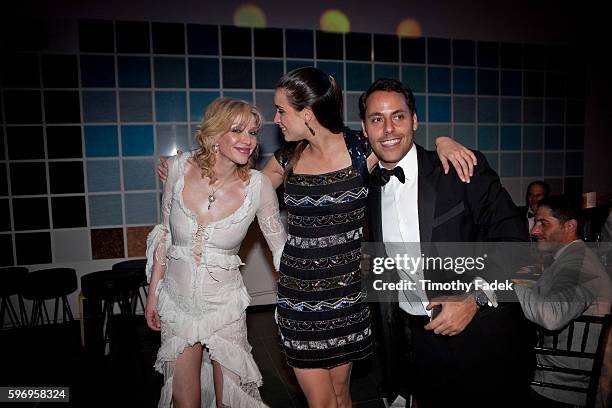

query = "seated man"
(518, 180), (550, 236)
(514, 195), (612, 407)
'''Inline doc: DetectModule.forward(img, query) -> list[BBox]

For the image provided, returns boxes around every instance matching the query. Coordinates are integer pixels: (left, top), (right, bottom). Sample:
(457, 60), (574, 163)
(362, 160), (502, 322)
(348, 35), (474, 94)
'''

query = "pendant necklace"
(207, 172), (235, 210)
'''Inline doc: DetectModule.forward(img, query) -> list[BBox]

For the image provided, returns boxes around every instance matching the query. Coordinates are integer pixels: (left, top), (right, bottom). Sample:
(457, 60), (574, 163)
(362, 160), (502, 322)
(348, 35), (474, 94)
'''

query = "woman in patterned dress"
(262, 67), (475, 408)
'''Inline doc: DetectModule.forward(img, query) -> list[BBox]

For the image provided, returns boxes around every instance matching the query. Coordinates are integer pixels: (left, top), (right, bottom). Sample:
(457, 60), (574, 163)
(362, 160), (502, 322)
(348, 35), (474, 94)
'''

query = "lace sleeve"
(146, 155), (178, 283)
(256, 173), (287, 271)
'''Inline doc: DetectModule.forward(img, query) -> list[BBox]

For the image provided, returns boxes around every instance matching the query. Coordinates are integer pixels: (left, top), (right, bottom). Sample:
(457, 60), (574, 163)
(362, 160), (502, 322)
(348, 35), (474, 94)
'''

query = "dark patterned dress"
(275, 129), (372, 369)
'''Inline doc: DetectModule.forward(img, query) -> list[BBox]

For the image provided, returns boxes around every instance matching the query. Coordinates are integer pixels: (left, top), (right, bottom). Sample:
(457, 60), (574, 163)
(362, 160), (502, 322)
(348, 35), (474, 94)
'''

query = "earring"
(213, 144), (219, 153)
(305, 122), (315, 136)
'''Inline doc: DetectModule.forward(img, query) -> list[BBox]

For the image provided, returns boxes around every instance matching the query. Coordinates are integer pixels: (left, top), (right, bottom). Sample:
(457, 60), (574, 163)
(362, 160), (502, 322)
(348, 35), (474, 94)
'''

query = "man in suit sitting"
(515, 195), (612, 407)
(519, 181), (551, 236)
(360, 78), (534, 407)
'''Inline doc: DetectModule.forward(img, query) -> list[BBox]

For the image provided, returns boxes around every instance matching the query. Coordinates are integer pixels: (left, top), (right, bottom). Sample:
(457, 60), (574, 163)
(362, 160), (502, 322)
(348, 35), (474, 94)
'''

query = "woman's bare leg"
(212, 359), (226, 408)
(172, 343), (203, 408)
(293, 367), (337, 408)
(330, 363), (352, 408)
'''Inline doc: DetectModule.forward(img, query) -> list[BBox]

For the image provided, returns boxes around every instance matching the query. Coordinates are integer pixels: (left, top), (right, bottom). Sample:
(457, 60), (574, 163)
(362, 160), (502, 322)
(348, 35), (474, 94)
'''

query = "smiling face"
(361, 90), (418, 169)
(273, 88), (308, 142)
(215, 114), (258, 166)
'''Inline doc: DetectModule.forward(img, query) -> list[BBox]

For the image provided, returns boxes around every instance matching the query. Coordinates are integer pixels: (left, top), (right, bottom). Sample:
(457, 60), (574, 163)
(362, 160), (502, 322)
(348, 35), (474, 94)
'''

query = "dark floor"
(1, 307), (386, 407)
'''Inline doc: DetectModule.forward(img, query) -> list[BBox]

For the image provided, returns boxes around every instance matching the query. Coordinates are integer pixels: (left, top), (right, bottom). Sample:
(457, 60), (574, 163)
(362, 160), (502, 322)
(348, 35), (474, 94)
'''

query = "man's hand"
(434, 136), (477, 183)
(157, 157), (169, 182)
(424, 294), (478, 336)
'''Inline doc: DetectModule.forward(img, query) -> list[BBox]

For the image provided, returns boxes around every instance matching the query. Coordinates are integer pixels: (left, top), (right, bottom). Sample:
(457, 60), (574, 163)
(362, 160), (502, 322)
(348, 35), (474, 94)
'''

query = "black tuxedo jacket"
(366, 144), (531, 400)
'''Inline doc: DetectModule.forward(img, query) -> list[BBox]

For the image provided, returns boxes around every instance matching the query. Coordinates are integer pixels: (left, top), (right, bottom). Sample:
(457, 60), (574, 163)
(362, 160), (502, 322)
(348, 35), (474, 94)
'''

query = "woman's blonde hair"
(194, 98), (263, 183)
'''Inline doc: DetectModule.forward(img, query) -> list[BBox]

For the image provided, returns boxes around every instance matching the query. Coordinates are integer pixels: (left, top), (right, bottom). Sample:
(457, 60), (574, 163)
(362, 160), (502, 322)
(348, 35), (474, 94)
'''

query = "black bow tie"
(376, 166), (405, 186)
(527, 212), (535, 219)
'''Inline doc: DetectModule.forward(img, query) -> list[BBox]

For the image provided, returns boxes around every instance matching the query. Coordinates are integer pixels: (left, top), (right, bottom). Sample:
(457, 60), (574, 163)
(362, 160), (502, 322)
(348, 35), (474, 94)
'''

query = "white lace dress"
(146, 152), (286, 408)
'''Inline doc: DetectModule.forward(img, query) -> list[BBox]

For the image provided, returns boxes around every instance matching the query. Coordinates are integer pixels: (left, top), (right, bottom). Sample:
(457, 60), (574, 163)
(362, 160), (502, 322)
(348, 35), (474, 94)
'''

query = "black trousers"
(407, 304), (535, 408)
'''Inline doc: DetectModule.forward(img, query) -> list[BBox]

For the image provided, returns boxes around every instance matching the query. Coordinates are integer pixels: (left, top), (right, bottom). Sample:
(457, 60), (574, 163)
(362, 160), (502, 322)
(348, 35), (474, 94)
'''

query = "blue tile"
(483, 152), (498, 172)
(523, 99), (543, 123)
(261, 124), (282, 154)
(414, 95), (426, 119)
(222, 59), (252, 89)
(82, 91), (117, 123)
(500, 71), (521, 96)
(453, 40), (475, 66)
(523, 126), (543, 150)
(428, 67), (450, 93)
(80, 55), (115, 87)
(402, 66), (425, 93)
(189, 58), (219, 88)
(478, 69), (498, 95)
(500, 98), (521, 123)
(154, 57), (186, 88)
(89, 194), (122, 226)
(544, 152), (563, 176)
(287, 60), (314, 72)
(478, 98), (498, 123)
(428, 125), (451, 147)
(86, 160), (121, 192)
(500, 153), (520, 177)
(346, 63), (372, 91)
(121, 125), (154, 156)
(501, 43), (522, 69)
(224, 91), (253, 103)
(544, 126), (563, 150)
(255, 92), (276, 123)
(119, 91), (152, 122)
(187, 24), (218, 55)
(156, 125), (190, 156)
(317, 61), (344, 87)
(375, 64), (399, 80)
(478, 126), (498, 150)
(566, 100), (584, 124)
(453, 68), (475, 95)
(401, 38), (425, 64)
(524, 71), (544, 97)
(477, 41), (499, 68)
(428, 96), (451, 122)
(118, 57), (151, 88)
(453, 96), (475, 122)
(427, 38), (450, 65)
(155, 91), (187, 122)
(125, 192), (157, 224)
(190, 91), (220, 122)
(500, 126), (521, 150)
(255, 60), (284, 89)
(565, 126), (584, 150)
(286, 29), (314, 59)
(85, 126), (118, 157)
(545, 100), (564, 124)
(123, 159), (156, 190)
(522, 152), (542, 177)
(565, 152), (583, 176)
(453, 125), (476, 149)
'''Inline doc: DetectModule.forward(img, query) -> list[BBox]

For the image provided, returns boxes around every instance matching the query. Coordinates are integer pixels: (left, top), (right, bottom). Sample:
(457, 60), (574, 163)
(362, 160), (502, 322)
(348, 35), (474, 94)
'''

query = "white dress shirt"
(381, 145), (431, 316)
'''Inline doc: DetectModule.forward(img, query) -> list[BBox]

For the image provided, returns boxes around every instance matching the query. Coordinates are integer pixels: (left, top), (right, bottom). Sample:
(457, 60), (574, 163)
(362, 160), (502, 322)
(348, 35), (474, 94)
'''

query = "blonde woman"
(145, 98), (286, 408)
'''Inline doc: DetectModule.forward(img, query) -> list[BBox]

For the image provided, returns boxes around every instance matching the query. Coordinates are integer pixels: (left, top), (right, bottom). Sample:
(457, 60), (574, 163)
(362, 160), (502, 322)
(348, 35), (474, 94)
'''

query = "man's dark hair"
(525, 180), (551, 206)
(358, 78), (417, 120)
(538, 195), (583, 236)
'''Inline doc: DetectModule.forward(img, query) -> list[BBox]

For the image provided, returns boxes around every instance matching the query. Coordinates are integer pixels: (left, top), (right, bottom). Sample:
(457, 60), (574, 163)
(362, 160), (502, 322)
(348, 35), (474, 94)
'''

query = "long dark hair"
(276, 67), (344, 177)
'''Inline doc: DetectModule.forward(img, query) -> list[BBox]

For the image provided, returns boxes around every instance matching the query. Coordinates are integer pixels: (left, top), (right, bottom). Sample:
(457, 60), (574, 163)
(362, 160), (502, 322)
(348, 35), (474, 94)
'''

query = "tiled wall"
(0, 19), (585, 267)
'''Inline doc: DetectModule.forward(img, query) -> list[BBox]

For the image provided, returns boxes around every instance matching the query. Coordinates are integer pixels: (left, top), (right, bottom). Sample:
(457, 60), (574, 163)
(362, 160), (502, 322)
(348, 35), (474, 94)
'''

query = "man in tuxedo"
(519, 180), (551, 235)
(360, 78), (534, 407)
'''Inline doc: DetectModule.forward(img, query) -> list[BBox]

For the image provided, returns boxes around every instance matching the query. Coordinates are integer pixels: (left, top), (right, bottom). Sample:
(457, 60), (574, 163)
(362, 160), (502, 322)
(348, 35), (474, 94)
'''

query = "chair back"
(531, 314), (611, 408)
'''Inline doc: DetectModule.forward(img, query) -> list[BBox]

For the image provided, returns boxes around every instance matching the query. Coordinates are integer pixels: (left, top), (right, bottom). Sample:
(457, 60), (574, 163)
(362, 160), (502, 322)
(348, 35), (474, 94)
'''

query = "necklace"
(207, 172), (236, 210)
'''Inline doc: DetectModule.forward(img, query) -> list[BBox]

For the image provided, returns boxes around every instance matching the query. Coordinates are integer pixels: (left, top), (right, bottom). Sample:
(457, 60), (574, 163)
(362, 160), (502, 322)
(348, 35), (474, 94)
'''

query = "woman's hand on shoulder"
(434, 136), (477, 183)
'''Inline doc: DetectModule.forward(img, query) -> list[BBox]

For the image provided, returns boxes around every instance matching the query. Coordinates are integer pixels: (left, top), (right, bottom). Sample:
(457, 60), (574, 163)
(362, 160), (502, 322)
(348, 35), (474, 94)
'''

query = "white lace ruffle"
(146, 224), (170, 283)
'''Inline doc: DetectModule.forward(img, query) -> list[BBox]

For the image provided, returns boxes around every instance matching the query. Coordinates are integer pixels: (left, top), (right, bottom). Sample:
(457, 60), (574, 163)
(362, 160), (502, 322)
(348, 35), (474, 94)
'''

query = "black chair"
(111, 259), (148, 313)
(531, 314), (612, 408)
(80, 268), (144, 354)
(22, 268), (77, 326)
(0, 267), (30, 328)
